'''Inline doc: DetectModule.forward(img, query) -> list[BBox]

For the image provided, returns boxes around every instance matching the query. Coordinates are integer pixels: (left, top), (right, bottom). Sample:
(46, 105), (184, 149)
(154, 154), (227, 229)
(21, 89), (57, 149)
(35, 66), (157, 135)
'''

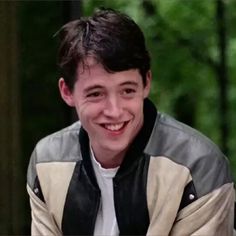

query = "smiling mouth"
(102, 122), (128, 131)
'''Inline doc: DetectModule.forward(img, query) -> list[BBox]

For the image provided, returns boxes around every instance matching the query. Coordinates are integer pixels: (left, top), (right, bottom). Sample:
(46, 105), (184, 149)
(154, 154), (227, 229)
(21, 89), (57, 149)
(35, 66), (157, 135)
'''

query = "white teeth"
(104, 122), (124, 131)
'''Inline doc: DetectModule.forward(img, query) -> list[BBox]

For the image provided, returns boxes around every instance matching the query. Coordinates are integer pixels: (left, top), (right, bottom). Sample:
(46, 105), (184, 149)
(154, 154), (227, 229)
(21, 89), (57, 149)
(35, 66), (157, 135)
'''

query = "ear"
(143, 70), (152, 98)
(58, 78), (75, 107)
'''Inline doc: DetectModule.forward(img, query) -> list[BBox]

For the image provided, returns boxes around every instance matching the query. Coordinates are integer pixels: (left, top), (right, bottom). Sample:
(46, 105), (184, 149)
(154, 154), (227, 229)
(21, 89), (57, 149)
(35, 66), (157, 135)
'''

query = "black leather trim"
(62, 129), (100, 235)
(114, 154), (150, 235)
(33, 176), (45, 203)
(178, 180), (198, 211)
(113, 98), (157, 235)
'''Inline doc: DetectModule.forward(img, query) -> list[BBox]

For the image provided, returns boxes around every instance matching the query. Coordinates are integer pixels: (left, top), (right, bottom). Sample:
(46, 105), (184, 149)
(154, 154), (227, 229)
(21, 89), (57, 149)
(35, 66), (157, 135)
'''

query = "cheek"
(129, 98), (144, 113)
(131, 100), (145, 122)
(75, 103), (101, 122)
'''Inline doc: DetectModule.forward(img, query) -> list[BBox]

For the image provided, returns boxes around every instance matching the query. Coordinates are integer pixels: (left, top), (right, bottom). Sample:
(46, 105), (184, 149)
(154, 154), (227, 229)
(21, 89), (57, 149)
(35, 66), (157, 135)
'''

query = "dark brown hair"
(57, 8), (150, 91)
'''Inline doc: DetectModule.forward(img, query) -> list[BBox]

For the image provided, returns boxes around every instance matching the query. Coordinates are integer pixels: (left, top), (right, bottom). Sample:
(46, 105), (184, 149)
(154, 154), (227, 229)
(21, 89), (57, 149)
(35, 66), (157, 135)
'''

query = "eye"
(124, 88), (135, 94)
(122, 88), (136, 95)
(87, 91), (102, 98)
(85, 90), (106, 102)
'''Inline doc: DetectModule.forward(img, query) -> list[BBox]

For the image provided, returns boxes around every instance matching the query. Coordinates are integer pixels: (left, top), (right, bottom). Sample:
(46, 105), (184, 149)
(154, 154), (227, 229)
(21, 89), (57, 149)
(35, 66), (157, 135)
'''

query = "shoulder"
(146, 111), (223, 155)
(33, 121), (82, 164)
(27, 121), (82, 190)
(145, 112), (233, 197)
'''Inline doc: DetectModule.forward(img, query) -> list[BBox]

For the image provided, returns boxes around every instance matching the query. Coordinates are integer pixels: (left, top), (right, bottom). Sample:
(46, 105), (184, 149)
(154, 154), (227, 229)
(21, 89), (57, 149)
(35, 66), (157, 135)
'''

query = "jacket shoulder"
(34, 121), (82, 164)
(145, 112), (233, 197)
(27, 121), (82, 190)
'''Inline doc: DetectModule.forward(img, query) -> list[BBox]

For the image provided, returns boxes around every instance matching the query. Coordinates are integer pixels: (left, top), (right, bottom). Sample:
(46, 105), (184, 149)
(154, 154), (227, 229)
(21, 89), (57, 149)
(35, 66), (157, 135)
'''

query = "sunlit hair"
(56, 8), (150, 91)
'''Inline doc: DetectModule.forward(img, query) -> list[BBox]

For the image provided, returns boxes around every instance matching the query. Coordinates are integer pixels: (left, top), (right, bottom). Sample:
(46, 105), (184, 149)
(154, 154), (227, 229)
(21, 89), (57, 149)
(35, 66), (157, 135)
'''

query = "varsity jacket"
(27, 99), (234, 235)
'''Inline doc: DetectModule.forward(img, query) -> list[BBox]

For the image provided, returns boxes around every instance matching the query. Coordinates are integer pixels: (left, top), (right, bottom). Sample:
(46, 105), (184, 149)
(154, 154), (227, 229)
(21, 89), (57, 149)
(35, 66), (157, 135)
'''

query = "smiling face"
(59, 59), (151, 167)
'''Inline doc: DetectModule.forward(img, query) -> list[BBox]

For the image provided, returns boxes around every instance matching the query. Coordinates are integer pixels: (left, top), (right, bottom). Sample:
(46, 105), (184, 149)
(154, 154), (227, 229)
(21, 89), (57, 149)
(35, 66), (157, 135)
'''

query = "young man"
(27, 8), (234, 235)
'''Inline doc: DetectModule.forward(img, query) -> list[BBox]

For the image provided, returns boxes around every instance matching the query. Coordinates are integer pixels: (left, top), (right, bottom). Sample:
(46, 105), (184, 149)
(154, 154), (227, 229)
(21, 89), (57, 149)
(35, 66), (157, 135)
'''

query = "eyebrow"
(84, 85), (104, 93)
(119, 81), (138, 87)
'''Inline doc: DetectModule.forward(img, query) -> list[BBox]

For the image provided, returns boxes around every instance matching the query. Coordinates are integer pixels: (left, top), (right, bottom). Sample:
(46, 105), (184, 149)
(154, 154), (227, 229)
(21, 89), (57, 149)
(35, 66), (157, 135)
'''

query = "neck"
(91, 146), (127, 169)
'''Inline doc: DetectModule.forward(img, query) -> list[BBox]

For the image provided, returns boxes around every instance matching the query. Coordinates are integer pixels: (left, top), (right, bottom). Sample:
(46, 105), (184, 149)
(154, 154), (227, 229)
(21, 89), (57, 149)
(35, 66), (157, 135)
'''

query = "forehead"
(75, 58), (142, 86)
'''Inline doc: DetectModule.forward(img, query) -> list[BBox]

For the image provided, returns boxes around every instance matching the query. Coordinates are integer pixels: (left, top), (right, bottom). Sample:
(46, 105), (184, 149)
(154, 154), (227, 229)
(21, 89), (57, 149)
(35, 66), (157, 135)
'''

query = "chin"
(102, 141), (129, 153)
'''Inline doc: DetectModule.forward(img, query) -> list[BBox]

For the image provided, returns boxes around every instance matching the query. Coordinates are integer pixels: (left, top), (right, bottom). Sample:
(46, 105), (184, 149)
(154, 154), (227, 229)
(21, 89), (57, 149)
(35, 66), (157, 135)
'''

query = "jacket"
(27, 99), (234, 235)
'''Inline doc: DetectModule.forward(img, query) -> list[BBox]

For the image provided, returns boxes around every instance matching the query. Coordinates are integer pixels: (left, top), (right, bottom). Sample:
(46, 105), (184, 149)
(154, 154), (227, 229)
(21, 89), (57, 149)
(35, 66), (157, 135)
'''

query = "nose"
(103, 95), (122, 119)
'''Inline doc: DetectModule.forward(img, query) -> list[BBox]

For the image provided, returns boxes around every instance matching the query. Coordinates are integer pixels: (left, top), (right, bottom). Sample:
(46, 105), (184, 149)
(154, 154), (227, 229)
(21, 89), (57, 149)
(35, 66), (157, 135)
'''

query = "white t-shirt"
(90, 147), (120, 236)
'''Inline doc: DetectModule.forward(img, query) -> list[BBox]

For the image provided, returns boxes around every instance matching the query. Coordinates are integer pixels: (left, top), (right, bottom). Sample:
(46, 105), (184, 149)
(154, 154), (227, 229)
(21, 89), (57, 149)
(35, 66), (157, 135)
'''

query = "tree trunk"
(0, 1), (23, 234)
(216, 0), (229, 155)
